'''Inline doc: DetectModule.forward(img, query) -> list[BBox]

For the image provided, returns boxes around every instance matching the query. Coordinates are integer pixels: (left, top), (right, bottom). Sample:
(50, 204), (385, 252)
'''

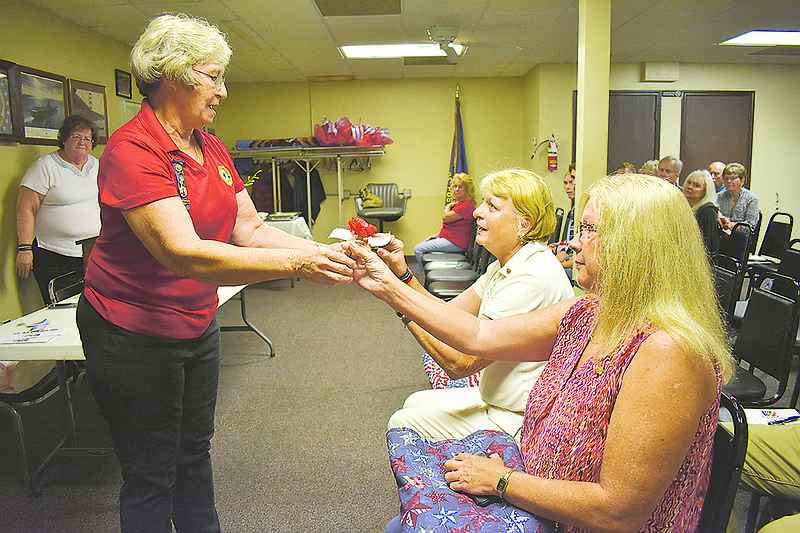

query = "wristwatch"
(497, 469), (515, 498)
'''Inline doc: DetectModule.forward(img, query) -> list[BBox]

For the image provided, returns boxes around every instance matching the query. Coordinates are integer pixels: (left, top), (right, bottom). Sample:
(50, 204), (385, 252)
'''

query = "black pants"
(32, 241), (83, 304)
(76, 296), (222, 533)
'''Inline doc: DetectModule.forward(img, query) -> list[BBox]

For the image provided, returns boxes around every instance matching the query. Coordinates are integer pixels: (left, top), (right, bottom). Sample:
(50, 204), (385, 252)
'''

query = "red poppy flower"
(349, 217), (378, 239)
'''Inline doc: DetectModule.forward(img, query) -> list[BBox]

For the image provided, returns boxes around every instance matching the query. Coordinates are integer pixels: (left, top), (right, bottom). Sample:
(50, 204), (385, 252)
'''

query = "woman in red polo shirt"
(413, 173), (477, 269)
(76, 14), (354, 533)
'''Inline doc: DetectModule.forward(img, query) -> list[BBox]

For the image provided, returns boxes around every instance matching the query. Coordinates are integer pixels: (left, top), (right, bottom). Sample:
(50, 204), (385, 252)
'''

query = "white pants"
(388, 387), (523, 443)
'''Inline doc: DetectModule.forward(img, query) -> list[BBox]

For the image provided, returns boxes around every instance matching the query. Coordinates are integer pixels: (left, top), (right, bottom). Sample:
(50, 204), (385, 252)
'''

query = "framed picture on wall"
(15, 65), (68, 145)
(0, 59), (22, 142)
(68, 79), (109, 143)
(115, 69), (132, 99)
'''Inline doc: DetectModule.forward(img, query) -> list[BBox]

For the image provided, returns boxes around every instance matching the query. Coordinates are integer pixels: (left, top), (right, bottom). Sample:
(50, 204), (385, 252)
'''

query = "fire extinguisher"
(547, 138), (558, 171)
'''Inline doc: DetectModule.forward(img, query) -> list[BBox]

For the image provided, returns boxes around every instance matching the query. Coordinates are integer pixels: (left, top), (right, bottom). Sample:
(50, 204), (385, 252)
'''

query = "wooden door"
(680, 91), (755, 187)
(607, 91), (661, 175)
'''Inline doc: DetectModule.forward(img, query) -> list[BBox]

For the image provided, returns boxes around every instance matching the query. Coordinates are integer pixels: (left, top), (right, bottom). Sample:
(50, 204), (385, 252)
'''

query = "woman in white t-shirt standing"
(16, 114), (100, 304)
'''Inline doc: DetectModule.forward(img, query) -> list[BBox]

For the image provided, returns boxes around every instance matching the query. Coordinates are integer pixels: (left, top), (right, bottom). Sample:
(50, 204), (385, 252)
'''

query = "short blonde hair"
(639, 160), (658, 175)
(452, 173), (474, 199)
(585, 174), (733, 381)
(724, 163), (747, 182)
(480, 168), (556, 242)
(131, 13), (232, 96)
(684, 169), (717, 212)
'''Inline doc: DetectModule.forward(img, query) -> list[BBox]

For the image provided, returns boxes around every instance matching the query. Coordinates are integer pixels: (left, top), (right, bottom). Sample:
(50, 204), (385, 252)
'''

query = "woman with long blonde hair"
(353, 173), (732, 533)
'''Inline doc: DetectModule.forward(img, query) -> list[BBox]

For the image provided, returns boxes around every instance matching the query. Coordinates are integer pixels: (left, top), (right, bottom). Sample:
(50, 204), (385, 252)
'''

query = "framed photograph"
(0, 59), (22, 142)
(115, 69), (132, 99)
(15, 65), (68, 145)
(68, 79), (109, 144)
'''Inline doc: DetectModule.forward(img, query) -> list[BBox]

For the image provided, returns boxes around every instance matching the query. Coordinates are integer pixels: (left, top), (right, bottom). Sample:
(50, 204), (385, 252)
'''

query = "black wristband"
(18, 244), (32, 252)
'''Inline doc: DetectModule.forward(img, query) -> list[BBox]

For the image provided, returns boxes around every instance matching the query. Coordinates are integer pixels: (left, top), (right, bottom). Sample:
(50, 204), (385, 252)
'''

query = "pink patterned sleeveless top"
(521, 297), (720, 533)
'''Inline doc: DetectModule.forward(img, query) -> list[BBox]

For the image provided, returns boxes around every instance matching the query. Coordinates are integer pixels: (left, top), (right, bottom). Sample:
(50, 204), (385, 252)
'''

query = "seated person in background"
(709, 160), (726, 193)
(718, 162), (759, 232)
(382, 168), (573, 442)
(413, 173), (476, 270)
(353, 173), (732, 533)
(658, 155), (683, 188)
(726, 423), (800, 533)
(549, 165), (576, 279)
(639, 159), (659, 176)
(16, 114), (101, 304)
(683, 169), (720, 258)
(615, 161), (636, 174)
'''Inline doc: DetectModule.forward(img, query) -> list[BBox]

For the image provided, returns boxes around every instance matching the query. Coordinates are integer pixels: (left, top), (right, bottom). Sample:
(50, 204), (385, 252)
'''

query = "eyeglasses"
(69, 134), (93, 144)
(193, 68), (225, 91)
(578, 221), (598, 239)
(721, 175), (741, 182)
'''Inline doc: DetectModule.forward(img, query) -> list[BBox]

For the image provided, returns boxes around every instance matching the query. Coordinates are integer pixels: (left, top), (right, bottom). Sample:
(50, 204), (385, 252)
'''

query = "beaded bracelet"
(398, 268), (413, 284)
(17, 244), (32, 252)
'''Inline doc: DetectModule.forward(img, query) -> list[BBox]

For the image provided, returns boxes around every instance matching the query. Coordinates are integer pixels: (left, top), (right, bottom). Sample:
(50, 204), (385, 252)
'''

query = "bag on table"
(387, 427), (557, 532)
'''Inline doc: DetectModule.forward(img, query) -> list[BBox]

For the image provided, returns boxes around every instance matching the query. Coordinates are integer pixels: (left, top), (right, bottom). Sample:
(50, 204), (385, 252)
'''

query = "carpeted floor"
(0, 267), (797, 532)
(0, 276), (428, 532)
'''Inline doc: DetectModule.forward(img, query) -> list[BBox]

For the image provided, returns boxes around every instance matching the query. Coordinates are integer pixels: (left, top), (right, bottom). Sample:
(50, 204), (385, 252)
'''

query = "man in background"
(709, 160), (726, 193)
(658, 156), (683, 188)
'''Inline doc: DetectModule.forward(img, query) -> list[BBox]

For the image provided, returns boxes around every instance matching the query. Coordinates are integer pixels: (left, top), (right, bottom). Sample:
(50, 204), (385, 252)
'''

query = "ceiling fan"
(427, 25), (463, 64)
(426, 25), (522, 65)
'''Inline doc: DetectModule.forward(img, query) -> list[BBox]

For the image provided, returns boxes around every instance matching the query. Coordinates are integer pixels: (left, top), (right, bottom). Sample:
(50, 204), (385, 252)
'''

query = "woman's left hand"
(347, 241), (399, 297)
(444, 452), (508, 496)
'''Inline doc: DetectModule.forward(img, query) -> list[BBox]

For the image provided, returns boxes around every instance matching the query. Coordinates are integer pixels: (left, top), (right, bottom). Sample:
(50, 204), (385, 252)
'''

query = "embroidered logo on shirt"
(218, 165), (233, 186)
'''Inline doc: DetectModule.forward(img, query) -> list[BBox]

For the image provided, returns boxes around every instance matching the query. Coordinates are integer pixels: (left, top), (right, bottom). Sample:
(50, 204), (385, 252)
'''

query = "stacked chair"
(427, 247), (495, 300)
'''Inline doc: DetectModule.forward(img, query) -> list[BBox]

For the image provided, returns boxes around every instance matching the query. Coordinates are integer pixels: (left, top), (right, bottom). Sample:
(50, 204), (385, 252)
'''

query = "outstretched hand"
(292, 242), (355, 285)
(346, 241), (400, 298)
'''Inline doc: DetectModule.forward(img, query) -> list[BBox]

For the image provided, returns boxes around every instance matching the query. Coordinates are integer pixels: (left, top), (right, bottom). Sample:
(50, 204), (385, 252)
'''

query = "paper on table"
(744, 408), (800, 425)
(0, 318), (65, 344)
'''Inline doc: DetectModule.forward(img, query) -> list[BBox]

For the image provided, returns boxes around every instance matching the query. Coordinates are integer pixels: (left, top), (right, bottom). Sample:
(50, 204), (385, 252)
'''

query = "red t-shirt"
(83, 99), (244, 339)
(439, 200), (476, 250)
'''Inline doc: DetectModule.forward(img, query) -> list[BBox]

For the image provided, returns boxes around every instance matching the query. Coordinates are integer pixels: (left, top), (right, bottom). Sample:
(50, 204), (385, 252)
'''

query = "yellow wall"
(0, 0), (138, 318)
(3, 0), (800, 322)
(212, 78), (525, 246)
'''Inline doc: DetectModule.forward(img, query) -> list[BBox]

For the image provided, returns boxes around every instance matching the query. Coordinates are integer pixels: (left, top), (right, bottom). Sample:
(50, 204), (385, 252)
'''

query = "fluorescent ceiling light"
(720, 30), (800, 46)
(340, 43), (464, 59)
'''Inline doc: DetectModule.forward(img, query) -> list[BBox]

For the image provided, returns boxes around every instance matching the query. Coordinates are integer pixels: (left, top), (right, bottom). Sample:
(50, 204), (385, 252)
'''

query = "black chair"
(697, 392), (748, 533)
(719, 223), (754, 268)
(548, 207), (564, 245)
(355, 183), (409, 232)
(0, 276), (86, 496)
(712, 255), (745, 328)
(747, 213), (793, 280)
(47, 271), (84, 308)
(723, 274), (800, 407)
(748, 211), (763, 256)
(757, 212), (793, 262)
